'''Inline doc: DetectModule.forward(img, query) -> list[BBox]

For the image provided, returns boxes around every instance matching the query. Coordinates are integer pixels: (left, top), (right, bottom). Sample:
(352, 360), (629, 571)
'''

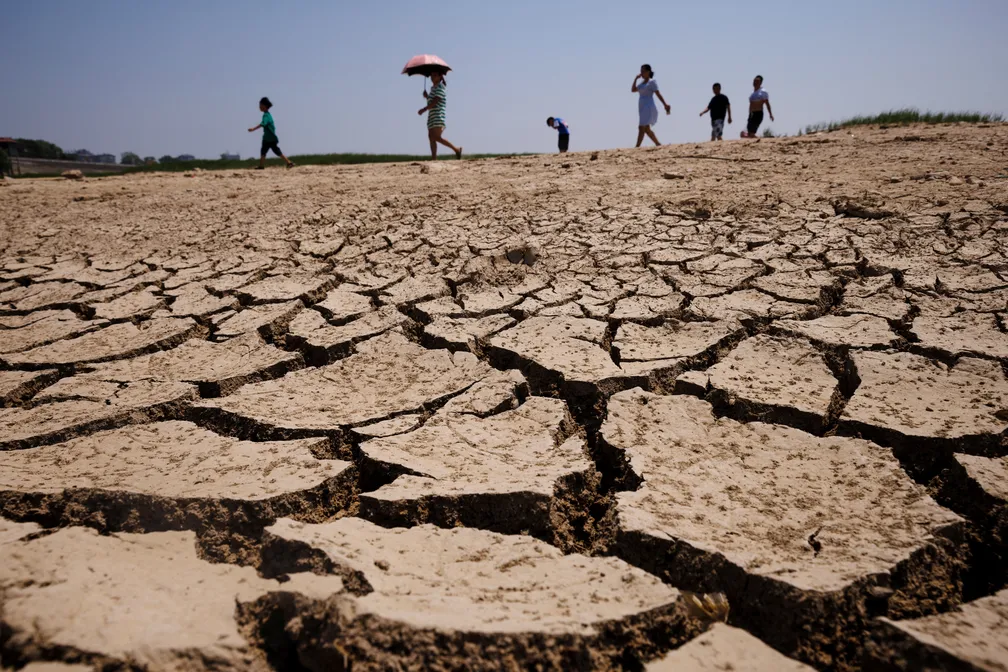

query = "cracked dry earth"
(1, 123), (1007, 672)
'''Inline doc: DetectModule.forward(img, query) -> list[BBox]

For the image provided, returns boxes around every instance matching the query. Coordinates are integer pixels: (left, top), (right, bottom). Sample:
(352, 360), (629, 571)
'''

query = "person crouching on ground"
(741, 75), (773, 138)
(632, 64), (671, 147)
(546, 117), (570, 153)
(418, 71), (463, 160)
(248, 97), (294, 169)
(700, 83), (731, 141)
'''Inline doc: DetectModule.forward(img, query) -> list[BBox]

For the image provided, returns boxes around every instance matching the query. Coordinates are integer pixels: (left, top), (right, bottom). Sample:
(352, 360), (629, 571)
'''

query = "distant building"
(93, 153), (116, 164)
(70, 149), (94, 161)
(176, 154), (196, 162)
(220, 152), (240, 161)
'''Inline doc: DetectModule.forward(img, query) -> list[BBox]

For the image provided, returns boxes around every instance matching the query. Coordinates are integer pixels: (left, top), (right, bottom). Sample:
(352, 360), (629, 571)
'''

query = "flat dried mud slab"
(0, 527), (343, 671)
(774, 314), (899, 349)
(689, 289), (809, 323)
(0, 379), (197, 450)
(194, 332), (493, 442)
(286, 306), (412, 362)
(911, 311), (1008, 360)
(0, 369), (60, 406)
(359, 396), (593, 541)
(313, 288), (374, 322)
(2, 317), (201, 368)
(838, 276), (910, 321)
(646, 623), (815, 671)
(423, 313), (516, 351)
(247, 518), (705, 670)
(79, 332), (301, 396)
(214, 300), (303, 340)
(0, 310), (107, 354)
(88, 288), (165, 321)
(867, 589), (1008, 671)
(841, 350), (1008, 454)
(0, 422), (355, 559)
(166, 284), (238, 318)
(0, 517), (41, 545)
(612, 320), (743, 388)
(488, 316), (625, 397)
(235, 273), (333, 305)
(693, 335), (841, 431)
(604, 389), (964, 669)
(0, 282), (89, 312)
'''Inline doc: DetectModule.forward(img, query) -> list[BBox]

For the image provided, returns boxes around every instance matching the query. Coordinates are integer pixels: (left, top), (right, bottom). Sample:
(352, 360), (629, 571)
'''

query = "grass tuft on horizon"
(804, 108), (1003, 134)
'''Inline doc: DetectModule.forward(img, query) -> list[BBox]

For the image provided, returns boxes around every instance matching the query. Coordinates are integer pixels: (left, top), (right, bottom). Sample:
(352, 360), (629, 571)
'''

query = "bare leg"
(646, 128), (661, 146)
(258, 155), (266, 168)
(428, 129), (438, 159)
(636, 126), (646, 147)
(279, 152), (293, 167)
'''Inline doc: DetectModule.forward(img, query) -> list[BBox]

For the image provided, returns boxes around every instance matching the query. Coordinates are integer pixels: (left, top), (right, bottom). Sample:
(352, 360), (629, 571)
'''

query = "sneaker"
(287, 162), (295, 169)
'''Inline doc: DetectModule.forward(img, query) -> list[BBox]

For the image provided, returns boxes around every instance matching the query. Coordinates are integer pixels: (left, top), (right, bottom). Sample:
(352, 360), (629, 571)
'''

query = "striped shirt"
(427, 82), (447, 129)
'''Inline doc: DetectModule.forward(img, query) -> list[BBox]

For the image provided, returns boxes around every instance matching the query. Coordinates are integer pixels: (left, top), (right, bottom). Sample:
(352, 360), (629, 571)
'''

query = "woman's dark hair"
(641, 64), (654, 77)
(259, 97), (272, 109)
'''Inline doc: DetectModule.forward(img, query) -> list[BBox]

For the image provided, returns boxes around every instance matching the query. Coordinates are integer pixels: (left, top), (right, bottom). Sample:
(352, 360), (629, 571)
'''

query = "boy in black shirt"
(700, 83), (732, 141)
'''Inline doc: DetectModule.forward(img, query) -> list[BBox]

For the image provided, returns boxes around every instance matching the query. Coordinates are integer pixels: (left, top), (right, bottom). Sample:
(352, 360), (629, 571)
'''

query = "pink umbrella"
(401, 54), (451, 77)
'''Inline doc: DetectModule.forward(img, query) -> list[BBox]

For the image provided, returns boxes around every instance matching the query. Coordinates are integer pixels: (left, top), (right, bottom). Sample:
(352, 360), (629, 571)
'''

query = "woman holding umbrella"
(418, 71), (462, 160)
(403, 55), (462, 160)
(631, 64), (670, 147)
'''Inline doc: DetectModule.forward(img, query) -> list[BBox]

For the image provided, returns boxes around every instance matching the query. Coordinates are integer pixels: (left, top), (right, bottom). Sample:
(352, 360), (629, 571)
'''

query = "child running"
(699, 83), (732, 141)
(248, 97), (294, 169)
(741, 75), (774, 138)
(546, 117), (570, 153)
(418, 71), (462, 160)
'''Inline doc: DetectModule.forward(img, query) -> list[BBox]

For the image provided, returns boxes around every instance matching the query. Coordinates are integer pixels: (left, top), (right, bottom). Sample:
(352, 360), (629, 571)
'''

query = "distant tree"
(16, 139), (66, 160)
(158, 155), (175, 164)
(762, 128), (776, 138)
(120, 152), (142, 166)
(143, 156), (156, 165)
(0, 149), (10, 176)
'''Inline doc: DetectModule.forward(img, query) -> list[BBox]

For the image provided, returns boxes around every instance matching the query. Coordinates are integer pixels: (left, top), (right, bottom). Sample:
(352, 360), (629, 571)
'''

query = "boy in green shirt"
(248, 97), (294, 169)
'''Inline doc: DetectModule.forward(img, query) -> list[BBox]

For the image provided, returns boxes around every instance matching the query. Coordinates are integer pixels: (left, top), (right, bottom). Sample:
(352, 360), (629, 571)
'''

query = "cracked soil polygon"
(0, 421), (354, 541)
(774, 314), (899, 349)
(604, 389), (963, 668)
(646, 623), (816, 671)
(911, 311), (1008, 360)
(0, 310), (108, 354)
(78, 332), (300, 396)
(194, 332), (493, 441)
(696, 334), (840, 428)
(0, 526), (342, 671)
(841, 350), (1008, 449)
(359, 396), (590, 538)
(0, 378), (197, 450)
(250, 517), (705, 669)
(867, 588), (1008, 671)
(2, 317), (201, 368)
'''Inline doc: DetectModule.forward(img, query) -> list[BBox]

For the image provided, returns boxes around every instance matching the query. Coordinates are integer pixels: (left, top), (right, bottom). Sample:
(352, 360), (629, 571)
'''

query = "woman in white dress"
(632, 64), (671, 147)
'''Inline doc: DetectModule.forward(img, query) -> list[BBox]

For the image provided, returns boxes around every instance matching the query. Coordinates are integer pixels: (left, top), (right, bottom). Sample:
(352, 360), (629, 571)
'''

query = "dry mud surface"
(1, 123), (1007, 671)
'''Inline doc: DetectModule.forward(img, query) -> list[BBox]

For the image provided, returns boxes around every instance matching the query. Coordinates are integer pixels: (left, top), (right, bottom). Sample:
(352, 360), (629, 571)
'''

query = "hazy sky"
(4, 0), (1007, 159)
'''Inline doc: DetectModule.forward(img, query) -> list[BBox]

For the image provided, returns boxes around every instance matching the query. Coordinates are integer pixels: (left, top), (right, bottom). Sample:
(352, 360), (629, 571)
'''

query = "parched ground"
(1, 123), (1007, 671)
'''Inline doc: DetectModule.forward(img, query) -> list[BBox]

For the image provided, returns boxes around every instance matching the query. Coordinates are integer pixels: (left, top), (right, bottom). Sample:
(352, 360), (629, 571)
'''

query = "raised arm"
(631, 74), (641, 93)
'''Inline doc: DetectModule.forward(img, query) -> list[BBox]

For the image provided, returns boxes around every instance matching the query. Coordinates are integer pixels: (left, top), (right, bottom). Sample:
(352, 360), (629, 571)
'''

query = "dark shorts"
(558, 133), (570, 152)
(261, 140), (283, 158)
(747, 111), (764, 136)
